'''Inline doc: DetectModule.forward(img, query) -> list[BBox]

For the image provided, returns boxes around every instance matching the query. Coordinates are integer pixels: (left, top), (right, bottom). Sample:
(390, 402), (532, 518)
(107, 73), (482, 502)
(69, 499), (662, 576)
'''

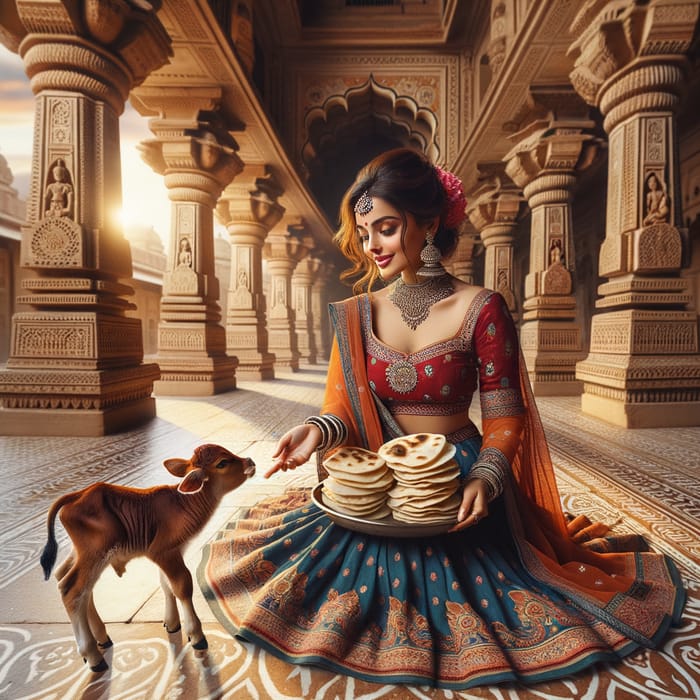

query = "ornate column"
(568, 0), (700, 426)
(133, 90), (243, 395)
(311, 263), (335, 361)
(466, 164), (523, 318)
(0, 0), (170, 436)
(446, 227), (480, 284)
(504, 113), (602, 395)
(262, 220), (309, 371)
(216, 166), (284, 380)
(293, 254), (321, 364)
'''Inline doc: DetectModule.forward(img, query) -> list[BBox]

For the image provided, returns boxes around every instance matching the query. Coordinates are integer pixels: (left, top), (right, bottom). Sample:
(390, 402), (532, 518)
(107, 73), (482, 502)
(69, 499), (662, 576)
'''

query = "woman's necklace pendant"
(388, 274), (454, 330)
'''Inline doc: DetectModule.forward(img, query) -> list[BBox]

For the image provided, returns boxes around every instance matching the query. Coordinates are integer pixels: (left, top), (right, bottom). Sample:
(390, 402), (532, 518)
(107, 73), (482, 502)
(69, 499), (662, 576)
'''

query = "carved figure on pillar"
(44, 159), (74, 218)
(643, 171), (670, 226)
(177, 237), (193, 267)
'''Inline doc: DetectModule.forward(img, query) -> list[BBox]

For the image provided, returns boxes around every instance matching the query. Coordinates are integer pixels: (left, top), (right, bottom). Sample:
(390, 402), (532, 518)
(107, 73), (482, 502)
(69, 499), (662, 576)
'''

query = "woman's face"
(355, 196), (425, 281)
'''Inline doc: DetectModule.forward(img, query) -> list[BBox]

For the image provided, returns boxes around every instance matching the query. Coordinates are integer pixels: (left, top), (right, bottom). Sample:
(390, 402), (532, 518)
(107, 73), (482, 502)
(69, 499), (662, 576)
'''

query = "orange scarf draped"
(320, 295), (684, 648)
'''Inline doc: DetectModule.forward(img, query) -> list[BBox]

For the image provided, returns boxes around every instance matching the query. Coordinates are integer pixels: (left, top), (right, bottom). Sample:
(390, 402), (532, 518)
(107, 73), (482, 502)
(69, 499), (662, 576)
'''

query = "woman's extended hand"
(448, 477), (489, 532)
(265, 424), (323, 478)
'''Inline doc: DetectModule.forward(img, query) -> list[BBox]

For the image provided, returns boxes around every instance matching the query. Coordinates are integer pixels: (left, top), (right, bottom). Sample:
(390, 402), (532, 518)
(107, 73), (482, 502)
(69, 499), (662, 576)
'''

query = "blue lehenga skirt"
(198, 436), (681, 689)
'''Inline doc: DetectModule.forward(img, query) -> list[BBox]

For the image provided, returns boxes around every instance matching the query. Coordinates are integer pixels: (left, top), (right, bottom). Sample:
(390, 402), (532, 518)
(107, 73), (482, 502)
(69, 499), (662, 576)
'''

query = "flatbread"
(325, 475), (393, 496)
(323, 447), (386, 473)
(378, 433), (447, 467)
(390, 462), (461, 484)
(324, 487), (387, 508)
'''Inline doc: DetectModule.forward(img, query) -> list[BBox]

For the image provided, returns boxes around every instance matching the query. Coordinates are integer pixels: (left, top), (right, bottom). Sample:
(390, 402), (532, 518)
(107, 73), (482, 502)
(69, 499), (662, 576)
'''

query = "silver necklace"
(388, 274), (454, 330)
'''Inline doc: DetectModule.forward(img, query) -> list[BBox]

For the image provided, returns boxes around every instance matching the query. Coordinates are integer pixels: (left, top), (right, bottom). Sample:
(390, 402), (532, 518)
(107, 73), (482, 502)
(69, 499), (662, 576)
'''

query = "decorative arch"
(301, 75), (440, 222)
(302, 75), (439, 171)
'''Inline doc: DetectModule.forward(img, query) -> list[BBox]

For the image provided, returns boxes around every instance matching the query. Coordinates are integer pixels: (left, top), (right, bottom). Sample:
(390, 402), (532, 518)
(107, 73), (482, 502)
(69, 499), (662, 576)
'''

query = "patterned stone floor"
(0, 365), (698, 700)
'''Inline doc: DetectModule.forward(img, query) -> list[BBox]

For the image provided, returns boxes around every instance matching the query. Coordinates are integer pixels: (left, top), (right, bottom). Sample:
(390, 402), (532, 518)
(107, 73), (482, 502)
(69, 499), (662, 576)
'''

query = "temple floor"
(1, 364), (698, 700)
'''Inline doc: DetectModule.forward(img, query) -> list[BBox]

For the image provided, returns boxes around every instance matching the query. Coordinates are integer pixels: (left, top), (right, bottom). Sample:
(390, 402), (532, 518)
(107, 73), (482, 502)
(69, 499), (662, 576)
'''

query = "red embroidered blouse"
(364, 289), (524, 421)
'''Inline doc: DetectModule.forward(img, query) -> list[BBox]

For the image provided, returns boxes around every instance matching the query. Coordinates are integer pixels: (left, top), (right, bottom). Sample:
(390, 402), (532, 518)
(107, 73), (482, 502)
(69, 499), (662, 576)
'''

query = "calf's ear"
(178, 468), (206, 494)
(164, 457), (190, 478)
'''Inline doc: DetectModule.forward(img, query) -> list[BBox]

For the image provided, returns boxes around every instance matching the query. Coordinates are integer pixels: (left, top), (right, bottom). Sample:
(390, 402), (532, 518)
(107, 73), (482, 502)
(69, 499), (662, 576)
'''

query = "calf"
(40, 443), (255, 672)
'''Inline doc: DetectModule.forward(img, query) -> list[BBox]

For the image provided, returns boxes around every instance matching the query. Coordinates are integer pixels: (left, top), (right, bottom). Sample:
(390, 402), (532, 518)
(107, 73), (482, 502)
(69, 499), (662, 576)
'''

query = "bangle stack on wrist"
(304, 414), (348, 452)
(468, 462), (503, 501)
(468, 447), (510, 501)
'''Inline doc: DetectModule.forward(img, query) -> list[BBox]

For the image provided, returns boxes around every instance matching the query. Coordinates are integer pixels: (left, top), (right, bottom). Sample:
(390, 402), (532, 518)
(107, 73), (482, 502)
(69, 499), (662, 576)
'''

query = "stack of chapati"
(377, 433), (462, 524)
(321, 446), (394, 519)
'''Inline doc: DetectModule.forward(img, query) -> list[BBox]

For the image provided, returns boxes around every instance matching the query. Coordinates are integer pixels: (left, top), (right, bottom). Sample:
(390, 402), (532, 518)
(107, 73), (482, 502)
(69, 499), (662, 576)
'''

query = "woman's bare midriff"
(392, 412), (476, 438)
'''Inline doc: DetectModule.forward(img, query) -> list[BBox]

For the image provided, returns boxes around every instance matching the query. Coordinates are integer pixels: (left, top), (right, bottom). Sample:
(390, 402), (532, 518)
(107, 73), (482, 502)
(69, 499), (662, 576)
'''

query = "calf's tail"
(40, 493), (77, 580)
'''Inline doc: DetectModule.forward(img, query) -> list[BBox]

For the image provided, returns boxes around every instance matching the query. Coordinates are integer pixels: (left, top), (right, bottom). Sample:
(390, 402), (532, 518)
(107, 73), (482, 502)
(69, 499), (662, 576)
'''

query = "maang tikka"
(354, 191), (373, 215)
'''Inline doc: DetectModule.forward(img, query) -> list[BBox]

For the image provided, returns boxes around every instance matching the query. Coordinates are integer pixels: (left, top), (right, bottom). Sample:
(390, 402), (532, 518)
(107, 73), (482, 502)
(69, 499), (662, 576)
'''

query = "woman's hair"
(335, 147), (460, 294)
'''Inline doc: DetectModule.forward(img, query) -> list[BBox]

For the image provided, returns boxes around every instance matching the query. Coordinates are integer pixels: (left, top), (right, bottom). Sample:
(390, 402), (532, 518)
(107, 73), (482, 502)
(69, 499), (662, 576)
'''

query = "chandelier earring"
(417, 229), (446, 277)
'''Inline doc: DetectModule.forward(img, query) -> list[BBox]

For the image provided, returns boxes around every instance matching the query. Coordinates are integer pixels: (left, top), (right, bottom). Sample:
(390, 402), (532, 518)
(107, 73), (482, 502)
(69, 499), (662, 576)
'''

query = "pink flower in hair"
(435, 165), (467, 229)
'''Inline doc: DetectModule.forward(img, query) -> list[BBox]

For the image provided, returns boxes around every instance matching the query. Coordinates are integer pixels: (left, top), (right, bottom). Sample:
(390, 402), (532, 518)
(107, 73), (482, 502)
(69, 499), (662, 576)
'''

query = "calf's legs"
(157, 553), (207, 650)
(56, 554), (108, 671)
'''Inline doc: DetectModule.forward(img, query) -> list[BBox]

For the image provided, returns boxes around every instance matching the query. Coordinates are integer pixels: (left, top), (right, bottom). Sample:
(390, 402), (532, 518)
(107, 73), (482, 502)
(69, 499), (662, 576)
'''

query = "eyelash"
(359, 226), (397, 243)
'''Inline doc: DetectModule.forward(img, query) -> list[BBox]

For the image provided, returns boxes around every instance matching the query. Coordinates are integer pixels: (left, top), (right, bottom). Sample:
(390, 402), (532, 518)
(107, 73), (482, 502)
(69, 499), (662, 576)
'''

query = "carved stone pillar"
(445, 227), (479, 284)
(133, 91), (243, 395)
(0, 0), (170, 435)
(311, 263), (335, 361)
(293, 255), (321, 364)
(505, 116), (602, 395)
(217, 166), (284, 380)
(568, 0), (700, 426)
(466, 165), (523, 318)
(262, 221), (309, 370)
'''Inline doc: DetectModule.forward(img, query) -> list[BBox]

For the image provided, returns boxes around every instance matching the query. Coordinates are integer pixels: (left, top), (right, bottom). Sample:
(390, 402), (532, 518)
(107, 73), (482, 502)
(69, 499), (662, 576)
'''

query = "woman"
(200, 148), (685, 689)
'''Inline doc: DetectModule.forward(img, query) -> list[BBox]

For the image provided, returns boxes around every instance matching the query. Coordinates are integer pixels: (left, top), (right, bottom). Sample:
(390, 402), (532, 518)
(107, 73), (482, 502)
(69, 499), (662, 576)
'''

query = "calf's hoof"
(190, 635), (208, 651)
(97, 637), (113, 649)
(164, 622), (181, 634)
(84, 657), (109, 673)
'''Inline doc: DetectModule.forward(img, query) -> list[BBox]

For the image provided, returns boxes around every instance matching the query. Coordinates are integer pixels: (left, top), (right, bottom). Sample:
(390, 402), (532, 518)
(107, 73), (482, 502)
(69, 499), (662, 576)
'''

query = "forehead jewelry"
(354, 191), (373, 215)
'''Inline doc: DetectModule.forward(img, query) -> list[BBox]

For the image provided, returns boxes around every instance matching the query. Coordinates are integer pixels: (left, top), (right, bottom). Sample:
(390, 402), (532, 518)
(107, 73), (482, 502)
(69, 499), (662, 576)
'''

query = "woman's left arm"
(452, 293), (525, 530)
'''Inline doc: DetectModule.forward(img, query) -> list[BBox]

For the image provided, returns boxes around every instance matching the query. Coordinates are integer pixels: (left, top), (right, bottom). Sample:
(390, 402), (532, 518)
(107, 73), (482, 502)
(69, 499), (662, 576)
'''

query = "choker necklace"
(388, 274), (454, 330)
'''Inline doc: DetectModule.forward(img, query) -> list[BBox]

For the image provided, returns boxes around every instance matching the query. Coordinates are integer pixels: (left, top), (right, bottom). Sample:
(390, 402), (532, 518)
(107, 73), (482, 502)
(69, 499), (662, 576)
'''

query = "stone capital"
(466, 164), (523, 235)
(217, 165), (285, 231)
(293, 256), (323, 284)
(9, 0), (171, 113)
(139, 125), (243, 198)
(263, 226), (308, 265)
(504, 118), (602, 191)
(568, 0), (698, 116)
(130, 86), (226, 123)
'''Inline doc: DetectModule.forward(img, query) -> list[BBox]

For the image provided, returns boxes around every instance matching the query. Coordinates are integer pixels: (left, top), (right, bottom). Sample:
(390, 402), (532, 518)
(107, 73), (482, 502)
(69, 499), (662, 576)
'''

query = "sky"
(0, 43), (172, 246)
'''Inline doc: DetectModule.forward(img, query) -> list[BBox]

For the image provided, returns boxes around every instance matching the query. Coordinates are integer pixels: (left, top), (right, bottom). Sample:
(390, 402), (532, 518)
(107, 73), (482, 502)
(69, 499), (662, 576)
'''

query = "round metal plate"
(311, 482), (454, 538)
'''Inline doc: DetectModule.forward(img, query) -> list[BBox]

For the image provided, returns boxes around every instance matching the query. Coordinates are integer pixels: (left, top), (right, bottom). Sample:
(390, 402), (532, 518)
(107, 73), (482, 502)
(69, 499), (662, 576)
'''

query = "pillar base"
(153, 356), (238, 396)
(529, 378), (583, 396)
(521, 319), (586, 397)
(580, 392), (700, 428)
(576, 353), (700, 428)
(0, 399), (156, 436)
(0, 364), (160, 436)
(235, 364), (275, 381)
(227, 349), (275, 380)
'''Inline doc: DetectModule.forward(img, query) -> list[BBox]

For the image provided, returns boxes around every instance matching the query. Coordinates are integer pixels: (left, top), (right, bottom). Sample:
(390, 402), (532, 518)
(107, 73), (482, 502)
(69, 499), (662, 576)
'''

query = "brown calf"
(40, 444), (255, 672)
